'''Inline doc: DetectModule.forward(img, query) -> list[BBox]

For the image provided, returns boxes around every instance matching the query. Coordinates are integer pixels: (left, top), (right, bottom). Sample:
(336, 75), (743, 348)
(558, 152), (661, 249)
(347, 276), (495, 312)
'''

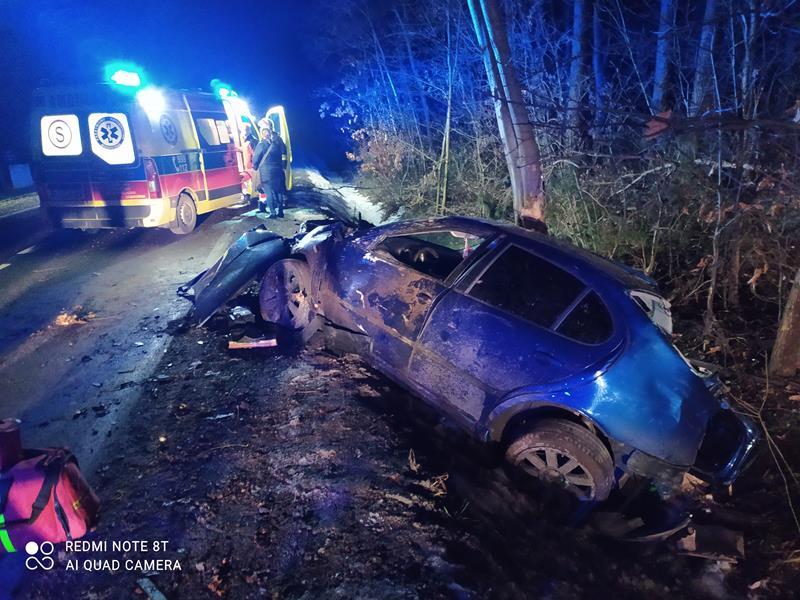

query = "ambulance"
(31, 75), (291, 234)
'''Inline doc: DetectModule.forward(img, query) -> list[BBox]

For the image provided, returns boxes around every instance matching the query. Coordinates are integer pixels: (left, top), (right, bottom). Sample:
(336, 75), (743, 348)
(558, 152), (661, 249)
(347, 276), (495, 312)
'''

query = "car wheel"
(170, 194), (197, 235)
(505, 419), (614, 501)
(259, 259), (315, 331)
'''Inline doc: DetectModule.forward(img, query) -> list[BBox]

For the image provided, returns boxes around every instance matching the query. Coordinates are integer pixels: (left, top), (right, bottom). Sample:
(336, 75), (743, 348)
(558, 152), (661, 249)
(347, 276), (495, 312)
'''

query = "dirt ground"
(14, 285), (800, 599)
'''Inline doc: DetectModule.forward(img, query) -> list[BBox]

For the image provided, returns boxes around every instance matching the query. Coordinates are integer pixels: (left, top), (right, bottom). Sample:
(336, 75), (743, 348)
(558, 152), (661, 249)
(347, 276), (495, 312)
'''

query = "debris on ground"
(676, 525), (746, 562)
(228, 306), (255, 322)
(227, 336), (278, 350)
(53, 309), (95, 327)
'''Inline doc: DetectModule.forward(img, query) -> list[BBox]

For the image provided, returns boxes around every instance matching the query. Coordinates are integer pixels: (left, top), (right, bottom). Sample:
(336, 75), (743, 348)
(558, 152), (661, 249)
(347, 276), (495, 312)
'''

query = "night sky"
(0, 0), (347, 170)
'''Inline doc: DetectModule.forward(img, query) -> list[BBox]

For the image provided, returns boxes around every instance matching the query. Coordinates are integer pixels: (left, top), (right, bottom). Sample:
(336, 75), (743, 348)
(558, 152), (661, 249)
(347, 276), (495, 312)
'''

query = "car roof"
(372, 216), (659, 293)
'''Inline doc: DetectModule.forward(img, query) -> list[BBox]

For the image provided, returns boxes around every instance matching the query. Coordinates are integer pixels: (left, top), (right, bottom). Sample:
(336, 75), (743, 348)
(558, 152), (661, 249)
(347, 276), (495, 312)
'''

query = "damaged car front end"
(178, 216), (759, 503)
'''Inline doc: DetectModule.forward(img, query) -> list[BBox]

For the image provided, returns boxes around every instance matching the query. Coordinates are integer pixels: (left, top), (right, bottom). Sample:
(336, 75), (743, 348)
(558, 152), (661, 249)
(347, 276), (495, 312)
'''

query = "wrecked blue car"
(182, 216), (758, 501)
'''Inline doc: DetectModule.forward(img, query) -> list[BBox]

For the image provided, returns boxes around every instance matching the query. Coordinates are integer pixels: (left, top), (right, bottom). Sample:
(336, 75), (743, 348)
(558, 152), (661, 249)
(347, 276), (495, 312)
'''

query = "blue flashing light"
(110, 69), (141, 88)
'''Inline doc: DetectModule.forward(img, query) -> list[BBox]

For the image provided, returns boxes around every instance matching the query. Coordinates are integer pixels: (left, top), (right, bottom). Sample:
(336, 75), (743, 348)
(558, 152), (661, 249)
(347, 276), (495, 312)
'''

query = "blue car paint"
(293, 216), (757, 486)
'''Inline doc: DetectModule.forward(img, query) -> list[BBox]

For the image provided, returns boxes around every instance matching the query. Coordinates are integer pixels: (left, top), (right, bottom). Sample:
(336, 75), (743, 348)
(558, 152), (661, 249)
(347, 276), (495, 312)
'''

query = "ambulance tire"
(171, 194), (197, 235)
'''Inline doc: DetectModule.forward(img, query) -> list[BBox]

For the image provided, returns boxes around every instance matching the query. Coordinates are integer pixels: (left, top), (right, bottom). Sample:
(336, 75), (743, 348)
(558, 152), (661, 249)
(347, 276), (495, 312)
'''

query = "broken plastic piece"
(676, 525), (745, 562)
(228, 337), (278, 349)
(229, 306), (254, 320)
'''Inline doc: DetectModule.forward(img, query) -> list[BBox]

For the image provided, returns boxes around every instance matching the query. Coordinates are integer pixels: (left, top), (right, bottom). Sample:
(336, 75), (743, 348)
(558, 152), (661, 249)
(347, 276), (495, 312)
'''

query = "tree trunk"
(689, 0), (717, 116)
(592, 0), (606, 128)
(567, 0), (587, 147)
(467, 0), (546, 226)
(651, 0), (676, 112)
(770, 267), (800, 377)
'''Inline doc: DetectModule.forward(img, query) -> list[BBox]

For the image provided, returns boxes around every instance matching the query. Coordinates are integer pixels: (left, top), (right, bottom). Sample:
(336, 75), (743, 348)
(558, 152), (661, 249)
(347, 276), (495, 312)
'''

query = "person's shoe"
(268, 214), (279, 219)
(277, 212), (285, 218)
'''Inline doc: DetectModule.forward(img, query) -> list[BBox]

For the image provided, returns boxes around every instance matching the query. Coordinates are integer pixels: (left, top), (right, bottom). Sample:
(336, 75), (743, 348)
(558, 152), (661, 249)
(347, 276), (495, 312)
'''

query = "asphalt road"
(0, 192), (324, 475)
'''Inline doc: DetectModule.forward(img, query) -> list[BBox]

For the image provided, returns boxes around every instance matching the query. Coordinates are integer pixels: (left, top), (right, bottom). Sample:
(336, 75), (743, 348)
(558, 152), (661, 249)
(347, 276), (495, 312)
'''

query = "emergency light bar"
(110, 69), (141, 88)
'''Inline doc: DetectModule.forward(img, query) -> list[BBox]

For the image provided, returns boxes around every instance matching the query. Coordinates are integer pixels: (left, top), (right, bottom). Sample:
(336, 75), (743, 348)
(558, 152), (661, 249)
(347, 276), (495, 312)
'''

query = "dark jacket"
(253, 135), (286, 185)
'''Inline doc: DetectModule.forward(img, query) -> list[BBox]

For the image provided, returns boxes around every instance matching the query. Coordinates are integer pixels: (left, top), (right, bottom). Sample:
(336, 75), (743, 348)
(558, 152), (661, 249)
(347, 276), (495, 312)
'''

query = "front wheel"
(259, 259), (316, 333)
(170, 194), (197, 235)
(505, 419), (615, 501)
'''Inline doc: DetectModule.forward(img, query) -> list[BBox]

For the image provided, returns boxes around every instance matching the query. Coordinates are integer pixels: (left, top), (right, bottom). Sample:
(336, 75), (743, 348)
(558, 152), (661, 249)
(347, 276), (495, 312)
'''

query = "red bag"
(0, 449), (99, 551)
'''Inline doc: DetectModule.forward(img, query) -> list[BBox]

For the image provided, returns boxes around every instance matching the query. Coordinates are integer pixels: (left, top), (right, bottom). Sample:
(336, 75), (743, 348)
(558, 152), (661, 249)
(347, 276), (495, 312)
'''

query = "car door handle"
(417, 292), (432, 304)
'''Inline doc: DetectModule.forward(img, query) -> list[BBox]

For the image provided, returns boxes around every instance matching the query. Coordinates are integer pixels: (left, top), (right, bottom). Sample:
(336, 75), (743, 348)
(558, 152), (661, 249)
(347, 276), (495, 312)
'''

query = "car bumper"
(623, 408), (759, 493)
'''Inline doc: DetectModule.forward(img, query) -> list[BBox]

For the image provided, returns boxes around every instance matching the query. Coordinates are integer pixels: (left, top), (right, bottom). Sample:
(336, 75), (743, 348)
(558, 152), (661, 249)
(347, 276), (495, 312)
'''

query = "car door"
(329, 226), (491, 376)
(408, 242), (617, 425)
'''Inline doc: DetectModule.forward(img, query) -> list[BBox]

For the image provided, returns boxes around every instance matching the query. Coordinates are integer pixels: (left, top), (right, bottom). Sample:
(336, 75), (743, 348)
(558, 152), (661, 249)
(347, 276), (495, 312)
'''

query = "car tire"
(170, 194), (197, 235)
(505, 419), (614, 501)
(259, 259), (316, 333)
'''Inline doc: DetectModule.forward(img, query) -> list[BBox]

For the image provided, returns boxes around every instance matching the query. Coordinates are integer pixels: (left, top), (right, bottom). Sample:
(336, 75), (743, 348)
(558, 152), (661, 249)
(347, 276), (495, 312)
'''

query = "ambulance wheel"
(171, 194), (197, 235)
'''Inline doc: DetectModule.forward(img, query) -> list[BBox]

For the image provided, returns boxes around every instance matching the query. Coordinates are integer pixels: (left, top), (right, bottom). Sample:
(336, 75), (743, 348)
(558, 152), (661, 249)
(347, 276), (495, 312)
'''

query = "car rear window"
(468, 245), (585, 328)
(556, 291), (613, 344)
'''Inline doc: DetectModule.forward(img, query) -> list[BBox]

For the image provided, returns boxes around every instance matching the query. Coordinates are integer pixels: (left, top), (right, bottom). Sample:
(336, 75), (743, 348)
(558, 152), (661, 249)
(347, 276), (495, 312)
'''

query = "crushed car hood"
(177, 227), (290, 325)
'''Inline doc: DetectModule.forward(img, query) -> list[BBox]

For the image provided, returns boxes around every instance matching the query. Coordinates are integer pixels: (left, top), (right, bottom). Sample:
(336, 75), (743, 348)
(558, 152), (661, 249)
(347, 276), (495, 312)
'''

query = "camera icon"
(25, 541), (55, 571)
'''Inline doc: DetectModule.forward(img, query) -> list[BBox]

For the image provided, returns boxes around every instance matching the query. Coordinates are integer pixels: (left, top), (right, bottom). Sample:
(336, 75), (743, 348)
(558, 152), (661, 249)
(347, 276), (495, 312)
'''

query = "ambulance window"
(215, 120), (231, 144)
(196, 118), (220, 146)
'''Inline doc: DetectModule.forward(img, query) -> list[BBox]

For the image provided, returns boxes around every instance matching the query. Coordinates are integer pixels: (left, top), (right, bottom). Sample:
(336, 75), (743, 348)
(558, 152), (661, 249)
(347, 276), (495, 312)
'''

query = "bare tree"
(567, 0), (588, 146)
(592, 0), (607, 127)
(689, 0), (718, 116)
(466, 0), (546, 226)
(651, 0), (676, 112)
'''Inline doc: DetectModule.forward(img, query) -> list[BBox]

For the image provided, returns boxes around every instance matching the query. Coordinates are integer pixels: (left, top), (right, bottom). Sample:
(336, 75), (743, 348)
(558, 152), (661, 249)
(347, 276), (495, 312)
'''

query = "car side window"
(374, 230), (486, 281)
(468, 245), (585, 329)
(556, 291), (613, 344)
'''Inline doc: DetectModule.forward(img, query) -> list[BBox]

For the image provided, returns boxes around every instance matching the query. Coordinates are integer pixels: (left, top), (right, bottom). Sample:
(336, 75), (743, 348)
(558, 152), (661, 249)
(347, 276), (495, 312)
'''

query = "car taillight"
(143, 158), (161, 198)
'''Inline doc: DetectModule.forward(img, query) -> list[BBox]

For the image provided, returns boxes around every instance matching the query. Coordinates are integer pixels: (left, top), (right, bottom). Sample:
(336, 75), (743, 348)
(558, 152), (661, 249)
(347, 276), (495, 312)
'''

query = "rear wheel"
(170, 194), (197, 235)
(505, 419), (614, 501)
(259, 259), (315, 333)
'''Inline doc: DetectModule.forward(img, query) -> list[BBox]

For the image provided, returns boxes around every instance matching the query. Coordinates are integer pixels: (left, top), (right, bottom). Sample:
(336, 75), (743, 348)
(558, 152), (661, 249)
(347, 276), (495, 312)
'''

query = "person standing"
(252, 124), (287, 218)
(239, 124), (257, 203)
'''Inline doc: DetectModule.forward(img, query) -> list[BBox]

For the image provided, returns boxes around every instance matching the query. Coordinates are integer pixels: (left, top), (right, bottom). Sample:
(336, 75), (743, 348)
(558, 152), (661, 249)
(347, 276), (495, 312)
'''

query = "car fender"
(484, 392), (610, 445)
(177, 227), (290, 325)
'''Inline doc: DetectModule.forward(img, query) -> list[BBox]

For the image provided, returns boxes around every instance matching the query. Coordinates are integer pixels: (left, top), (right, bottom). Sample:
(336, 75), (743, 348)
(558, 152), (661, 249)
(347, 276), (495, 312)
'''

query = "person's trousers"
(265, 174), (286, 216)
(266, 187), (284, 216)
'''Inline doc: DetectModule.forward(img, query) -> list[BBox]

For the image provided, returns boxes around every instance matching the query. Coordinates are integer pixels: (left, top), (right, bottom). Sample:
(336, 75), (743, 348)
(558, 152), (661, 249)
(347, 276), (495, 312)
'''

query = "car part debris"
(228, 337), (278, 349)
(229, 306), (254, 321)
(206, 413), (235, 421)
(676, 525), (745, 562)
(177, 227), (289, 325)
